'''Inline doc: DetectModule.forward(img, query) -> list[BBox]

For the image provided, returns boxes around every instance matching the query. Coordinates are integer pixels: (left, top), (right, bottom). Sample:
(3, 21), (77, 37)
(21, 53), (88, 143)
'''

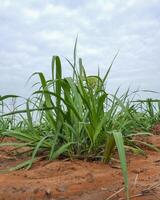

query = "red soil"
(0, 134), (160, 200)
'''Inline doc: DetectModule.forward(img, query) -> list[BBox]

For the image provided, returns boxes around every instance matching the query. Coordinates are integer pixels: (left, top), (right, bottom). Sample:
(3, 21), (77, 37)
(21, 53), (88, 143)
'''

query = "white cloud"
(24, 8), (41, 21)
(0, 0), (160, 99)
(40, 30), (65, 41)
(15, 41), (38, 53)
(0, 0), (12, 8)
(42, 3), (78, 17)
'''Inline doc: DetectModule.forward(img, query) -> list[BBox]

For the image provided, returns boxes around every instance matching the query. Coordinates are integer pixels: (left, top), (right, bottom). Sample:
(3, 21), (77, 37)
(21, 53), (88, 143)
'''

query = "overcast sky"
(0, 0), (160, 99)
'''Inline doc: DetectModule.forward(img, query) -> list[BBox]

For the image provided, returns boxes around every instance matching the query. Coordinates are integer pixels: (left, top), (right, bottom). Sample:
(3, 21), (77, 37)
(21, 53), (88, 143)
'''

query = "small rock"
(86, 172), (94, 183)
(45, 188), (53, 198)
(57, 185), (68, 192)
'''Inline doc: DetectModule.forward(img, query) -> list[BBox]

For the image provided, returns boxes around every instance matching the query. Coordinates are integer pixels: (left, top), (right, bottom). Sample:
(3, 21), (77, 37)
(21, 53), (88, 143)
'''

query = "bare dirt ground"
(0, 133), (160, 200)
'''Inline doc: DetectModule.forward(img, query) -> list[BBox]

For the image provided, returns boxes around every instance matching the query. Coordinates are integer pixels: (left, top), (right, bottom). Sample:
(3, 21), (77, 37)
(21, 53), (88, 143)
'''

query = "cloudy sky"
(0, 0), (160, 99)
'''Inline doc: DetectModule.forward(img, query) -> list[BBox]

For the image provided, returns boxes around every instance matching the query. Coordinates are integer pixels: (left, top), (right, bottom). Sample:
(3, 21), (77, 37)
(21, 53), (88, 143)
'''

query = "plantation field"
(0, 49), (160, 199)
(0, 134), (160, 200)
